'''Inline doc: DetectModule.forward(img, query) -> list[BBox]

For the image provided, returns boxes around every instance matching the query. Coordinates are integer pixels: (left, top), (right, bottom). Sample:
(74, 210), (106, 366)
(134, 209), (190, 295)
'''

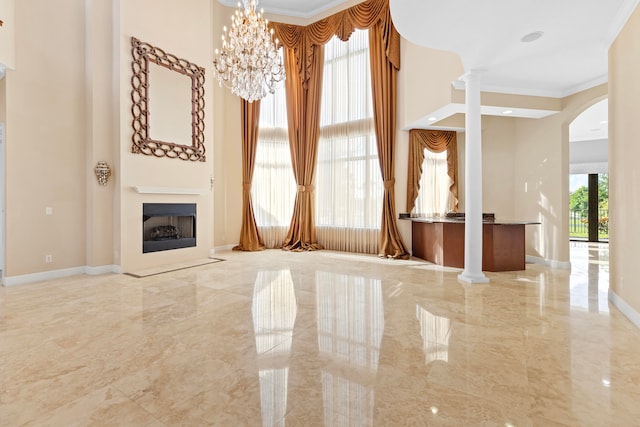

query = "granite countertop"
(398, 213), (540, 225)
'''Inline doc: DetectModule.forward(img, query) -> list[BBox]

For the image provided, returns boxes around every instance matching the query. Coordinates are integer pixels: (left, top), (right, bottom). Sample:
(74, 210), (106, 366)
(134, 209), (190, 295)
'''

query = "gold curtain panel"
(233, 99), (266, 251)
(280, 43), (325, 252)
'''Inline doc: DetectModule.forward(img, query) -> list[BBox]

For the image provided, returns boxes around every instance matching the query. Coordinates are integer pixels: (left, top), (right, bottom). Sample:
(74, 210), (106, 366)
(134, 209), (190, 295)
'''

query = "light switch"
(45, 207), (53, 215)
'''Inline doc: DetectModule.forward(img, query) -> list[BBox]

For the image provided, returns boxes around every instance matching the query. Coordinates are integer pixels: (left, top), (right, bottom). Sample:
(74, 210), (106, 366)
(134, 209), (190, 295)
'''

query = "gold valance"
(271, 0), (400, 87)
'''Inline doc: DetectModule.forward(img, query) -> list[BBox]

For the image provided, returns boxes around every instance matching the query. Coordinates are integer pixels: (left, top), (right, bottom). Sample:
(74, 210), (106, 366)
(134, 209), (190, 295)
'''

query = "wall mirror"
(131, 37), (206, 161)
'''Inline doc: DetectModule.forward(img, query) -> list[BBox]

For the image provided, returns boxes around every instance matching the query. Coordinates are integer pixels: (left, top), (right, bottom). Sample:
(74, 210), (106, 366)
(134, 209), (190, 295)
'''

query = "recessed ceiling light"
(502, 110), (513, 115)
(600, 120), (608, 124)
(428, 117), (438, 122)
(521, 31), (544, 43)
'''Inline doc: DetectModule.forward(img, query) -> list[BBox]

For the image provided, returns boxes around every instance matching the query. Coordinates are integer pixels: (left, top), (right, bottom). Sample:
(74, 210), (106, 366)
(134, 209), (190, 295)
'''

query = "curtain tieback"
(383, 179), (395, 189)
(242, 182), (252, 191)
(297, 185), (315, 192)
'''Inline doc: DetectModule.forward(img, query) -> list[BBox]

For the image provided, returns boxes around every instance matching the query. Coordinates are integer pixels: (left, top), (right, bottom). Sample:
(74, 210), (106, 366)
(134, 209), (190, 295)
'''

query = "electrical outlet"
(45, 255), (52, 263)
(45, 207), (53, 215)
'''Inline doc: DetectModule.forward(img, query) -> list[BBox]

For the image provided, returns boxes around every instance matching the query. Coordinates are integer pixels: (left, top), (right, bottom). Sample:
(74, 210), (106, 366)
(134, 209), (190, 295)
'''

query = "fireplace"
(143, 203), (196, 253)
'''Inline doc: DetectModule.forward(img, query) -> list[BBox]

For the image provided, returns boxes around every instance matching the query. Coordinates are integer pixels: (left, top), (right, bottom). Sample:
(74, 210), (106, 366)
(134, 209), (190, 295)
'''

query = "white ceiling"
(389, 0), (639, 98)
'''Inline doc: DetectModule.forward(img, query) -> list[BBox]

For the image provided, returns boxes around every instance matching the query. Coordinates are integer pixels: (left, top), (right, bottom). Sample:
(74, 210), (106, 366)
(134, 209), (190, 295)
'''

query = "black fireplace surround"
(143, 203), (196, 253)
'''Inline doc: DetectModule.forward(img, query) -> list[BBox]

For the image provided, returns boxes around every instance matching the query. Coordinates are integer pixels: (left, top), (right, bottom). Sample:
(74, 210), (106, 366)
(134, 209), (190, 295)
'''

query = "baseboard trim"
(526, 255), (571, 270)
(609, 289), (640, 329)
(213, 244), (237, 253)
(4, 267), (86, 286)
(85, 265), (120, 275)
(3, 265), (119, 286)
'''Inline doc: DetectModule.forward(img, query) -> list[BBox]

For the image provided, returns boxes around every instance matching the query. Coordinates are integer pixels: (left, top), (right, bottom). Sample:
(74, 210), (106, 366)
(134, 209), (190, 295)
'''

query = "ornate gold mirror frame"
(130, 37), (206, 161)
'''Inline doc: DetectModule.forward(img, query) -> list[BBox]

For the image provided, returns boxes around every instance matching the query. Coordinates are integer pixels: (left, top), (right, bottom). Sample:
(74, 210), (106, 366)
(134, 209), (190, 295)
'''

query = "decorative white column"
(458, 70), (489, 284)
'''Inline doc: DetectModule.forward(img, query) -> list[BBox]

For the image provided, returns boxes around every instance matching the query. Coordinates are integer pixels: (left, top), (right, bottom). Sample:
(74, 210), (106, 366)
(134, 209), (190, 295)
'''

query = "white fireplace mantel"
(132, 186), (205, 195)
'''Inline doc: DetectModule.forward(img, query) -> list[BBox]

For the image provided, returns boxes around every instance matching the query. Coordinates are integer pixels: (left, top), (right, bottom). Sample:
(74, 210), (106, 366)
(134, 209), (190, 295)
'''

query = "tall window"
(316, 30), (382, 254)
(253, 80), (296, 248)
(415, 149), (453, 216)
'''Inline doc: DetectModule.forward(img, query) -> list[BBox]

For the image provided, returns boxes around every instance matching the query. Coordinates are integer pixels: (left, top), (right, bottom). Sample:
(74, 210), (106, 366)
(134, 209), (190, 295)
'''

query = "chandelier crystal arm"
(213, 0), (285, 102)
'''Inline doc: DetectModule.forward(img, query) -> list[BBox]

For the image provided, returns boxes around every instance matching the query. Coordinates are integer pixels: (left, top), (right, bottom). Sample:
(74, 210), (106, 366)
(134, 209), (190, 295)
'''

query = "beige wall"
(0, 78), (5, 276)
(212, 87), (241, 249)
(117, 0), (215, 272)
(610, 4), (640, 314)
(480, 116), (516, 219)
(455, 117), (517, 220)
(0, 75), (4, 120)
(397, 40), (464, 129)
(85, 0), (116, 268)
(451, 90), (562, 113)
(5, 0), (87, 277)
(0, 0), (15, 69)
(212, 2), (242, 249)
(512, 84), (606, 264)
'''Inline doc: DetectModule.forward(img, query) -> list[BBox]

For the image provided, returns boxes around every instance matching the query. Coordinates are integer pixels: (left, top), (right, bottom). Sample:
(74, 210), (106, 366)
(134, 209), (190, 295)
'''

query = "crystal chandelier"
(213, 0), (285, 102)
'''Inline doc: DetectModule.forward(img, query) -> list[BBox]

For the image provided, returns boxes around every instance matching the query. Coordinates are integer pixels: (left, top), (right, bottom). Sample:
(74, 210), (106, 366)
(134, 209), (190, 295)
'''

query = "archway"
(568, 98), (609, 243)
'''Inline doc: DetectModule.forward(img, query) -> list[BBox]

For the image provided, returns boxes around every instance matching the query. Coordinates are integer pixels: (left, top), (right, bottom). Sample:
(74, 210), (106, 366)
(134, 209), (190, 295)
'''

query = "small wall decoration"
(130, 37), (206, 162)
(94, 161), (112, 185)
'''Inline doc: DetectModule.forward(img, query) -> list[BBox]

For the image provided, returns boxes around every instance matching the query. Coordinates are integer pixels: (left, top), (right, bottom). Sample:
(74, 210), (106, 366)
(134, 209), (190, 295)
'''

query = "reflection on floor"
(569, 241), (610, 313)
(1, 242), (640, 426)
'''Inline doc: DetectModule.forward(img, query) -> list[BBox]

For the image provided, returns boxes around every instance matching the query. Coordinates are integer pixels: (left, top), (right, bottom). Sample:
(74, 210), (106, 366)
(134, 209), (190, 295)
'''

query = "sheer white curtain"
(414, 148), (453, 216)
(253, 83), (296, 248)
(315, 29), (382, 254)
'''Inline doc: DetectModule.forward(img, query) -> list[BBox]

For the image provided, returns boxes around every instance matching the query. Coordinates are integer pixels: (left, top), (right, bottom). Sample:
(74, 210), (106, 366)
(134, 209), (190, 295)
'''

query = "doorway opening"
(569, 99), (608, 243)
(569, 173), (608, 242)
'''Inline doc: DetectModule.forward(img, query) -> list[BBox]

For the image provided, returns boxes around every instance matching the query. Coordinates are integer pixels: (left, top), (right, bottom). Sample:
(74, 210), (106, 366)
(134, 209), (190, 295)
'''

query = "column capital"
(460, 68), (487, 84)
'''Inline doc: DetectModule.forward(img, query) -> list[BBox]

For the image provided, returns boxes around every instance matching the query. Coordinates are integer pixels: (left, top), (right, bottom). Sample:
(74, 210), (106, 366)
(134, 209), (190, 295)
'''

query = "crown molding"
(217, 0), (353, 19)
(605, 0), (640, 46)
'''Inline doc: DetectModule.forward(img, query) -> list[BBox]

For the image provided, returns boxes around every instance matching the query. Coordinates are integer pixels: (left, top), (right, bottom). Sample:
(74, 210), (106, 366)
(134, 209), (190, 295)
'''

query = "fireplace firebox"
(143, 203), (196, 253)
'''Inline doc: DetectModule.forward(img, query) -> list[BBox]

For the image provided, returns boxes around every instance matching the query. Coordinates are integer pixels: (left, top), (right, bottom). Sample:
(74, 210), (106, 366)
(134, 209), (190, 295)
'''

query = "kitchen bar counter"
(402, 216), (540, 271)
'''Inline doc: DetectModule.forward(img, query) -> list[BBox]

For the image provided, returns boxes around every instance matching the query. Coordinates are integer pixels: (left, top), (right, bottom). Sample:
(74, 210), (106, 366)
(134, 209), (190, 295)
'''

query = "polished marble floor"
(1, 242), (639, 426)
